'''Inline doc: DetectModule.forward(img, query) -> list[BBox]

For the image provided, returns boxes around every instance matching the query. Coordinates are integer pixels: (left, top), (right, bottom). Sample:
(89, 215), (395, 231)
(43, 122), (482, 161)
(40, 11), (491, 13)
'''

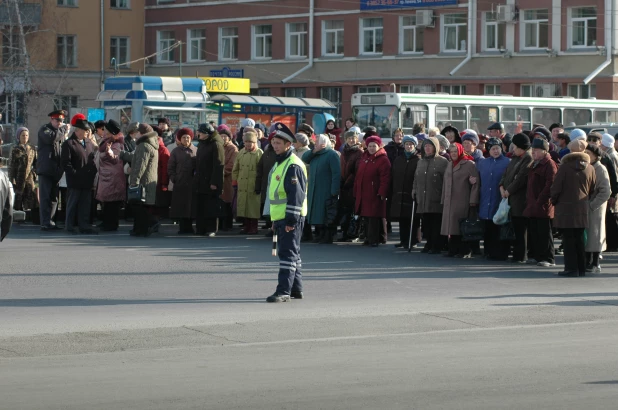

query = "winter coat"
(600, 153), (618, 209)
(194, 133), (225, 196)
(604, 147), (618, 213)
(586, 160), (610, 252)
(340, 143), (363, 209)
(499, 151), (533, 217)
(328, 127), (343, 151)
(476, 154), (510, 220)
(36, 123), (64, 179)
(390, 152), (420, 219)
(440, 160), (480, 236)
(232, 147), (263, 219)
(302, 147), (341, 225)
(550, 152), (595, 228)
(161, 130), (174, 147)
(354, 148), (391, 218)
(155, 138), (171, 207)
(127, 132), (159, 205)
(221, 141), (238, 203)
(8, 143), (38, 210)
(124, 136), (136, 153)
(255, 145), (277, 203)
(168, 144), (197, 219)
(60, 134), (97, 190)
(412, 137), (448, 214)
(523, 154), (557, 219)
(468, 149), (485, 164)
(384, 141), (405, 169)
(294, 146), (310, 161)
(96, 134), (126, 202)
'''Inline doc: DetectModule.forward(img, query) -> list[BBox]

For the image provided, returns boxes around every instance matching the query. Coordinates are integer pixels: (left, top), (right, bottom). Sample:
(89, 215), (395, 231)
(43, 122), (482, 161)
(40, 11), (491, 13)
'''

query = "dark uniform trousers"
(38, 174), (59, 227)
(275, 217), (304, 296)
(605, 209), (618, 250)
(528, 217), (555, 264)
(66, 188), (91, 230)
(562, 228), (586, 273)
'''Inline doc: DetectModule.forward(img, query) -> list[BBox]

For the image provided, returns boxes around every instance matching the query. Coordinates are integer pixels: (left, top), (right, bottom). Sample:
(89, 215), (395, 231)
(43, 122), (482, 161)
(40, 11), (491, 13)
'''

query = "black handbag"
(325, 196), (338, 226)
(459, 208), (484, 242)
(500, 221), (516, 241)
(127, 184), (146, 204)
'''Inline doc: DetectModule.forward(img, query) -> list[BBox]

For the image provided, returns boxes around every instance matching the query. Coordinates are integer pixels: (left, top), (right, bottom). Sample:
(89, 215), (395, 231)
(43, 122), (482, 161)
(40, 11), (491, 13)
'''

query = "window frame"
(484, 84), (501, 95)
(399, 15), (423, 54)
(286, 22), (308, 59)
(110, 0), (130, 9)
(57, 0), (77, 6)
(359, 18), (383, 55)
(156, 30), (175, 63)
(520, 9), (549, 50)
(186, 28), (206, 62)
(441, 13), (467, 53)
(57, 35), (77, 68)
(482, 11), (506, 51)
(357, 86), (382, 93)
(110, 36), (130, 68)
(568, 7), (597, 48)
(252, 24), (273, 60)
(441, 84), (466, 95)
(322, 20), (344, 57)
(219, 27), (238, 61)
(568, 83), (596, 99)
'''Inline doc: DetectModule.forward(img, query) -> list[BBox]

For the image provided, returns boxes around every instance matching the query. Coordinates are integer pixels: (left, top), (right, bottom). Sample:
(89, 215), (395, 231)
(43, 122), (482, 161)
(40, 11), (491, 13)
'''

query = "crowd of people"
(4, 111), (618, 277)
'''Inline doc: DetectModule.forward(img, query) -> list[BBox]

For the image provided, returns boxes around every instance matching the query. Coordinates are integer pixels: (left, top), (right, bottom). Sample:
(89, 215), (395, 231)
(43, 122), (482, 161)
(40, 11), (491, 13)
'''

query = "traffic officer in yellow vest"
(266, 122), (308, 303)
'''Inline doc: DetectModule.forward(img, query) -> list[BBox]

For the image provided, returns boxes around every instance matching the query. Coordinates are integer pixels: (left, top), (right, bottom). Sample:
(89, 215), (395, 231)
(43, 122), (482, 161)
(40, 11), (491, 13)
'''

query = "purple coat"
(96, 135), (127, 202)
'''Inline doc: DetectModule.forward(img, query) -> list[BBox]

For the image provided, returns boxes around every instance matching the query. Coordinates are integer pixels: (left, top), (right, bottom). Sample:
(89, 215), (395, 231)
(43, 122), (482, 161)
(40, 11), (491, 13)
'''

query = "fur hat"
(532, 127), (551, 142)
(568, 139), (587, 153)
(176, 127), (194, 141)
(461, 130), (479, 146)
(531, 138), (549, 151)
(298, 123), (314, 135)
(512, 133), (531, 150)
(138, 123), (153, 135)
(157, 117), (171, 126)
(485, 137), (503, 152)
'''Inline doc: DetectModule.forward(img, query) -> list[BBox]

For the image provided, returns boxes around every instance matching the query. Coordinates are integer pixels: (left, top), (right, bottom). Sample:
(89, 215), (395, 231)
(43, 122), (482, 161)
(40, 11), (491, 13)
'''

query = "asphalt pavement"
(2, 221), (618, 409)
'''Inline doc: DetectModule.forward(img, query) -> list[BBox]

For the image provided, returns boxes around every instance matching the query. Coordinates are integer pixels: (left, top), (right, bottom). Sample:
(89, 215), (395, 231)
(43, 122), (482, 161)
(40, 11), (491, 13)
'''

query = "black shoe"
(444, 252), (457, 257)
(421, 247), (430, 253)
(558, 271), (579, 277)
(371, 243), (378, 247)
(428, 249), (440, 254)
(290, 291), (303, 299)
(394, 243), (404, 248)
(266, 292), (290, 303)
(335, 236), (350, 243)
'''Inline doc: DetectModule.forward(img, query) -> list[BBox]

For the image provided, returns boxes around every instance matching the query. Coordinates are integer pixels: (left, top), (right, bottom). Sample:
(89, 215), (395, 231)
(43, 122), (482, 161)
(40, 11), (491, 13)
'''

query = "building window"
(110, 37), (129, 67)
(0, 93), (25, 125)
(323, 20), (344, 56)
(219, 27), (238, 60)
(360, 18), (383, 54)
(400, 85), (435, 93)
(358, 86), (381, 93)
(2, 30), (19, 67)
(187, 29), (205, 61)
(569, 7), (597, 47)
(57, 35), (76, 67)
(442, 13), (467, 52)
(284, 88), (306, 98)
(257, 89), (271, 96)
(157, 30), (175, 63)
(253, 25), (272, 59)
(568, 84), (596, 99)
(521, 9), (549, 49)
(110, 0), (129, 8)
(400, 16), (424, 54)
(57, 0), (77, 6)
(521, 83), (561, 97)
(53, 95), (78, 112)
(483, 12), (506, 51)
(441, 85), (466, 95)
(321, 87), (342, 125)
(484, 85), (501, 95)
(287, 23), (307, 58)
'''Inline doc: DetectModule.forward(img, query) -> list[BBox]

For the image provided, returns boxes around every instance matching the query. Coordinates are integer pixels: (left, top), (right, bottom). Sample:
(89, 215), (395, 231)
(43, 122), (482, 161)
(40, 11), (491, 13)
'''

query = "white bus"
(351, 93), (618, 139)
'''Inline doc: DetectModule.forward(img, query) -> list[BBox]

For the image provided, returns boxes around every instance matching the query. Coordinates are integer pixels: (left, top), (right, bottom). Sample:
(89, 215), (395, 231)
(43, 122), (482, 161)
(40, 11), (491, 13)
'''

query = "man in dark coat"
(391, 135), (420, 249)
(383, 129), (405, 234)
(60, 116), (98, 234)
(37, 109), (68, 230)
(193, 123), (224, 236)
(337, 130), (363, 242)
(158, 117), (175, 147)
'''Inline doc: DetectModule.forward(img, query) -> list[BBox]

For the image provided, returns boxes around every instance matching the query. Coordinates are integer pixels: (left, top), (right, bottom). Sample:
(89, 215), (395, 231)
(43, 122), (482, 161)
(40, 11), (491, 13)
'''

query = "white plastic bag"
(493, 198), (510, 225)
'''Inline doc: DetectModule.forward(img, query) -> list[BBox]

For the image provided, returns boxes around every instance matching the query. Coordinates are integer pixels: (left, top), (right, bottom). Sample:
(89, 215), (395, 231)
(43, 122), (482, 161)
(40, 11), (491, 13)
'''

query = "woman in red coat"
(354, 135), (391, 247)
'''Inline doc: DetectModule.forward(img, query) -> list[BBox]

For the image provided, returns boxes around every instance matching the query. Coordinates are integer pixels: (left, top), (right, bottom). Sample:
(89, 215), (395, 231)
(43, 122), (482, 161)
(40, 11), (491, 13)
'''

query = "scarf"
(451, 142), (473, 167)
(404, 149), (416, 159)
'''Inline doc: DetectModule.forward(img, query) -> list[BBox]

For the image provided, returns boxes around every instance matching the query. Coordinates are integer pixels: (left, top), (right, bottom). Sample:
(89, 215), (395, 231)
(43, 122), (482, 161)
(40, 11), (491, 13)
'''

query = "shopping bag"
(493, 198), (510, 225)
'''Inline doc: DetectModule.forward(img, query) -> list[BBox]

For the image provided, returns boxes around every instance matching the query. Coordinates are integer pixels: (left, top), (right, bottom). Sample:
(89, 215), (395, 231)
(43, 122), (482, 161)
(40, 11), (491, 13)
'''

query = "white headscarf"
(317, 134), (332, 149)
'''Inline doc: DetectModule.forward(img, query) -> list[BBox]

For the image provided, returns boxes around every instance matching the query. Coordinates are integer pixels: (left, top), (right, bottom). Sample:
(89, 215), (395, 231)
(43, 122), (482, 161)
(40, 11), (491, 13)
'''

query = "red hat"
(176, 127), (194, 141)
(70, 113), (86, 126)
(365, 135), (382, 147)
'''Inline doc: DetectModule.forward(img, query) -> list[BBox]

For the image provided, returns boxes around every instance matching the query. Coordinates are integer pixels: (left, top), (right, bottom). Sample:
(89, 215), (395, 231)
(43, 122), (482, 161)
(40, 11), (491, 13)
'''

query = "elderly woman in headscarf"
(168, 128), (198, 234)
(232, 129), (263, 235)
(217, 125), (238, 230)
(584, 144), (611, 273)
(441, 142), (480, 258)
(8, 126), (38, 213)
(477, 137), (511, 260)
(96, 120), (126, 231)
(302, 133), (341, 244)
(391, 135), (420, 249)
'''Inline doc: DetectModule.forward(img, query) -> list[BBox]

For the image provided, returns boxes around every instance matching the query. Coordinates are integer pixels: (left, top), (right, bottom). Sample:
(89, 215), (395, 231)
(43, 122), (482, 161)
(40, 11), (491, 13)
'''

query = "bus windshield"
(354, 105), (399, 139)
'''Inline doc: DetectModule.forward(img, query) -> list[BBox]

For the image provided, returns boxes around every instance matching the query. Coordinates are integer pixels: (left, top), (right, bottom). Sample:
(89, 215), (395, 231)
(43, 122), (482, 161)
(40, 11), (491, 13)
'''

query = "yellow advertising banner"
(202, 77), (250, 94)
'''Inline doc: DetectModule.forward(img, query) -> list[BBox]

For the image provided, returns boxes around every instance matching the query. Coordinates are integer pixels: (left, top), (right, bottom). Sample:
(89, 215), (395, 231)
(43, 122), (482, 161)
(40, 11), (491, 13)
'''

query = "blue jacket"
(470, 149), (485, 164)
(476, 154), (510, 220)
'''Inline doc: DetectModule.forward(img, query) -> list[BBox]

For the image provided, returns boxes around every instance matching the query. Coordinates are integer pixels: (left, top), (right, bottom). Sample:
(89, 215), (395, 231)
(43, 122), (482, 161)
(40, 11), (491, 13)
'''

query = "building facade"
(145, 0), (618, 126)
(0, 0), (145, 143)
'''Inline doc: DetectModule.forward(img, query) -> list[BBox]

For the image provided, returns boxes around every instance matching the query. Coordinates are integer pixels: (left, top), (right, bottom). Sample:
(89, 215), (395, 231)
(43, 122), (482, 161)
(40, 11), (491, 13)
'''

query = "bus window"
(468, 106), (498, 134)
(436, 105), (466, 132)
(594, 110), (618, 123)
(501, 107), (531, 135)
(353, 105), (399, 139)
(402, 104), (428, 135)
(563, 109), (592, 126)
(533, 108), (560, 128)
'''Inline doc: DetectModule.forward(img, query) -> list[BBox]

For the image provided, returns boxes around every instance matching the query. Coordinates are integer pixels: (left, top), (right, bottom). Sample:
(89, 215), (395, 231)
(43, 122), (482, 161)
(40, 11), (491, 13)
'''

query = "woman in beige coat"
(585, 144), (611, 273)
(232, 130), (263, 234)
(441, 142), (480, 258)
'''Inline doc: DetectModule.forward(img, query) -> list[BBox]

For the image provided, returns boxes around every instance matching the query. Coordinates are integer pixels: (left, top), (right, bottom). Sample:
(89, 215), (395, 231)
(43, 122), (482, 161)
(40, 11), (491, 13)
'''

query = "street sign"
(202, 77), (250, 94)
(209, 67), (244, 78)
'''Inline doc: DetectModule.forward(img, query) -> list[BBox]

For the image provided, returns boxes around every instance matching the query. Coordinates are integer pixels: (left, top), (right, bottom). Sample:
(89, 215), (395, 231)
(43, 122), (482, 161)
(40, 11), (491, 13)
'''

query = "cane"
(408, 200), (416, 253)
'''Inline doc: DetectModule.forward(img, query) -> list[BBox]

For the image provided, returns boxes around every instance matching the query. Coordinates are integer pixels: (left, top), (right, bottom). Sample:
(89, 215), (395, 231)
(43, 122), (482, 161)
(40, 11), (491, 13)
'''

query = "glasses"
(587, 137), (600, 142)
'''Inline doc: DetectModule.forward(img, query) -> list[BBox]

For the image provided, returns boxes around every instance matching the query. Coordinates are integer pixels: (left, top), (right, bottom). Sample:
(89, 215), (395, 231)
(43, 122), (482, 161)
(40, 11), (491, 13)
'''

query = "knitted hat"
(138, 123), (153, 135)
(365, 135), (382, 147)
(176, 127), (194, 141)
(295, 132), (309, 146)
(402, 135), (418, 146)
(569, 128), (587, 142)
(241, 118), (255, 129)
(532, 127), (551, 141)
(216, 124), (230, 134)
(415, 133), (427, 142)
(512, 133), (531, 150)
(435, 134), (450, 150)
(15, 127), (29, 140)
(602, 133), (615, 148)
(461, 130), (479, 146)
(568, 139), (587, 153)
(243, 130), (258, 143)
(485, 137), (503, 152)
(531, 138), (549, 151)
